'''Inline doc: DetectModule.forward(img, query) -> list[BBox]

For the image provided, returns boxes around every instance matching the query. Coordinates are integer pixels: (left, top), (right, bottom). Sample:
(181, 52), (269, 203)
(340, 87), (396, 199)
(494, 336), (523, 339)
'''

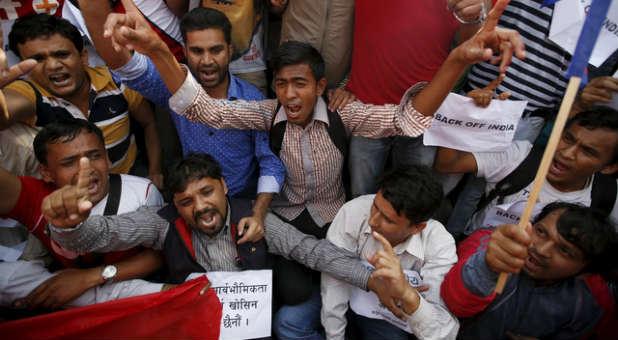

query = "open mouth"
(196, 210), (218, 230)
(286, 104), (302, 117)
(524, 251), (545, 273)
(88, 177), (100, 196)
(199, 68), (218, 82)
(49, 73), (71, 88)
(549, 158), (570, 177)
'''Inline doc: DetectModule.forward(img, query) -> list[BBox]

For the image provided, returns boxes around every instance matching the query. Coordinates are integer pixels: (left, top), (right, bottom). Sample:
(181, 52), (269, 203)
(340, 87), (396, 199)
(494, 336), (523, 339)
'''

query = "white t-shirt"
(467, 140), (618, 233)
(90, 174), (164, 215)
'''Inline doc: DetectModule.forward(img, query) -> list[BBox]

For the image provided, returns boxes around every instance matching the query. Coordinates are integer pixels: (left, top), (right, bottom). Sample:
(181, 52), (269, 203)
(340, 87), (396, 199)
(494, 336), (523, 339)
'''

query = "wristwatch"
(101, 264), (118, 283)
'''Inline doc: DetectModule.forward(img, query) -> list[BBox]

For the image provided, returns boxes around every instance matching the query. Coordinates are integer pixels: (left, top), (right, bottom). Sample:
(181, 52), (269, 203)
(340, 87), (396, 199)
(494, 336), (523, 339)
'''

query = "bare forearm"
(143, 121), (162, 177)
(77, 0), (131, 69)
(114, 249), (165, 282)
(413, 53), (468, 116)
(252, 193), (273, 219)
(149, 42), (186, 95)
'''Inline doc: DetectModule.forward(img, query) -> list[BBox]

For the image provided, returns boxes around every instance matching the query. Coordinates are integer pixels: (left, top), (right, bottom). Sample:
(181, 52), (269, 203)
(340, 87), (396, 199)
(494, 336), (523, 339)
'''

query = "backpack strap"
(591, 173), (617, 216)
(269, 95), (348, 158)
(476, 143), (544, 212)
(103, 174), (122, 216)
(269, 102), (286, 157)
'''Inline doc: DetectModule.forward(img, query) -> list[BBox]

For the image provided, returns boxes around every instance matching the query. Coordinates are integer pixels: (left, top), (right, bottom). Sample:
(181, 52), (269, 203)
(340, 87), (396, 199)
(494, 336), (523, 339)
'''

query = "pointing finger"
(482, 0), (509, 33)
(485, 73), (505, 91)
(372, 231), (394, 254)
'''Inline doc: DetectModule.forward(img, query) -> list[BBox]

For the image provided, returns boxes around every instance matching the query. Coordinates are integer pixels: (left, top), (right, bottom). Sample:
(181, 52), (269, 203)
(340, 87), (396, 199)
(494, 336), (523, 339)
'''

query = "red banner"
(0, 276), (222, 340)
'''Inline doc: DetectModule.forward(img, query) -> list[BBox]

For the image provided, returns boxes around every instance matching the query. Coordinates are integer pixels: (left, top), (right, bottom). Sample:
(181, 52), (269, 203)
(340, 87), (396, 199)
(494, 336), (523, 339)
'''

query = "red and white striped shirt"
(170, 66), (431, 226)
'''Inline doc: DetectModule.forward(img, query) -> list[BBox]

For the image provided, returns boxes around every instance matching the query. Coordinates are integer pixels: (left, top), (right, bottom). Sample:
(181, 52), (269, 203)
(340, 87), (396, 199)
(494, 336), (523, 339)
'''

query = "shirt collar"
(273, 96), (330, 126)
(227, 72), (241, 100)
(361, 219), (426, 262)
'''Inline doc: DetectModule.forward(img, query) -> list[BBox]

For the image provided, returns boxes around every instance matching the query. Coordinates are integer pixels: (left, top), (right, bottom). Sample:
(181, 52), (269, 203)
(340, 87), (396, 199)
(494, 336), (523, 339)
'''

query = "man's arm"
(368, 229), (459, 340)
(454, 0), (493, 44)
(339, 0), (524, 139)
(19, 248), (165, 310)
(165, 0), (190, 18)
(441, 225), (530, 317)
(263, 212), (372, 290)
(434, 147), (478, 174)
(129, 99), (163, 188)
(77, 0), (132, 69)
(0, 34), (38, 130)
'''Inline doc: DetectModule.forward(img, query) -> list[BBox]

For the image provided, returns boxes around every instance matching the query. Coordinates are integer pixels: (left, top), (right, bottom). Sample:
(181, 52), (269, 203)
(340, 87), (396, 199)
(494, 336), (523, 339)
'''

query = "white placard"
(482, 201), (545, 229)
(349, 263), (422, 334)
(550, 0), (618, 67)
(187, 270), (272, 340)
(423, 93), (527, 152)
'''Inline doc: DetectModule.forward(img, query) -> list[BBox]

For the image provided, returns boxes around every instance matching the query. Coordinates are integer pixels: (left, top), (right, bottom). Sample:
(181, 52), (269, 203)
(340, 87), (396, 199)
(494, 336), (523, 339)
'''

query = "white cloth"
(468, 140), (618, 232)
(0, 260), (162, 307)
(89, 174), (164, 215)
(0, 174), (163, 307)
(320, 195), (459, 340)
(62, 0), (182, 67)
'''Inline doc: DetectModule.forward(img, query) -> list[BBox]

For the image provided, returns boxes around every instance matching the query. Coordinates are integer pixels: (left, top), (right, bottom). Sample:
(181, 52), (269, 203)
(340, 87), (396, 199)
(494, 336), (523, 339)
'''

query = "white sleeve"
(473, 140), (533, 184)
(405, 223), (459, 340)
(320, 202), (362, 340)
(145, 183), (164, 206)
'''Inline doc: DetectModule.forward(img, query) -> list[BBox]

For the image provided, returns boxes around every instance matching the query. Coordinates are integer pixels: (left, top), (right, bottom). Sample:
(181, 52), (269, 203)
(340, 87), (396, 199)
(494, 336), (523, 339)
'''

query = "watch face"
(102, 265), (117, 280)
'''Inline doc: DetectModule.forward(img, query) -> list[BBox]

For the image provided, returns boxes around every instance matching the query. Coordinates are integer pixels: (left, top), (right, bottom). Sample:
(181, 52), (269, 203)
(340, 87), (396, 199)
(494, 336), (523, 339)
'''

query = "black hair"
(166, 153), (223, 194)
(534, 202), (618, 274)
(33, 118), (105, 165)
(271, 41), (325, 81)
(566, 106), (618, 164)
(376, 165), (443, 225)
(179, 7), (232, 45)
(9, 14), (83, 59)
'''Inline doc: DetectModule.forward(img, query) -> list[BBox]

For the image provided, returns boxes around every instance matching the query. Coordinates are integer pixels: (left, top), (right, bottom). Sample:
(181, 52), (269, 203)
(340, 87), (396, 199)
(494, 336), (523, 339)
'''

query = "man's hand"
(576, 76), (618, 111)
(452, 0), (525, 73)
(0, 26), (37, 120)
(237, 215), (265, 244)
(486, 223), (532, 274)
(467, 73), (511, 107)
(103, 0), (166, 55)
(448, 0), (486, 23)
(14, 267), (102, 310)
(366, 231), (421, 316)
(327, 88), (356, 111)
(41, 157), (94, 227)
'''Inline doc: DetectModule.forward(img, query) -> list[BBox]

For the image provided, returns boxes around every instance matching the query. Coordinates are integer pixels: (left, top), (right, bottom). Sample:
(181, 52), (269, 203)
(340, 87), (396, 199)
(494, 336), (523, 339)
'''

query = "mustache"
(194, 208), (220, 222)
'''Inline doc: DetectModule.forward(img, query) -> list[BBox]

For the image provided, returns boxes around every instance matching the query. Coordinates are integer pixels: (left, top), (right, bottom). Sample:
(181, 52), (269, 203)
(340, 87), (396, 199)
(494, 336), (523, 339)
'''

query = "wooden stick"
(494, 76), (582, 293)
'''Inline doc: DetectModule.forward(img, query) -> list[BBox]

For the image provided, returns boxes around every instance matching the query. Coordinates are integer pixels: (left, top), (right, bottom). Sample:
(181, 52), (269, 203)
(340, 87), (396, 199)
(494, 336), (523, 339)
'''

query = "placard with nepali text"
(187, 270), (272, 340)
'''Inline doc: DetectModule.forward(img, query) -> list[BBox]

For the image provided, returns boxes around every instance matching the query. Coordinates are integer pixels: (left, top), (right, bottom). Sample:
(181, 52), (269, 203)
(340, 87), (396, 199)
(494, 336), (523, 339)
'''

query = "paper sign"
(550, 0), (618, 67)
(423, 93), (527, 152)
(187, 270), (272, 340)
(349, 262), (422, 334)
(483, 201), (545, 229)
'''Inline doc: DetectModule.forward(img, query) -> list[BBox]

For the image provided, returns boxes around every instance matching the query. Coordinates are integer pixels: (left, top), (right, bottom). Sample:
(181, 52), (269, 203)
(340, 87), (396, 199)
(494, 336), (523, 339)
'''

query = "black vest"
(159, 197), (270, 283)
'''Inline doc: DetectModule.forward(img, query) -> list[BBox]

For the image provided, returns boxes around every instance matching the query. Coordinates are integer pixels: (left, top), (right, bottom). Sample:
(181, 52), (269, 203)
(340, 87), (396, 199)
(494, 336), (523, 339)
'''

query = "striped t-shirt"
(466, 0), (569, 112)
(6, 66), (143, 174)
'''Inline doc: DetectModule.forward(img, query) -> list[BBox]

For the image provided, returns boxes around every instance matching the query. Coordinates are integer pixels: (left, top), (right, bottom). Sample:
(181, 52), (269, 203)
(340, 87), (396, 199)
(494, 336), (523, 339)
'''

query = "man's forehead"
(185, 28), (227, 46)
(275, 63), (315, 81)
(47, 132), (104, 154)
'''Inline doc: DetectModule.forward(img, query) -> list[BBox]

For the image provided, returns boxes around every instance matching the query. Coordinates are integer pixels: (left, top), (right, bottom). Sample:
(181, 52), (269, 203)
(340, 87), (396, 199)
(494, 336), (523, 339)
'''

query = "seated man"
(441, 202), (618, 339)
(0, 14), (162, 181)
(45, 154), (371, 290)
(101, 0), (524, 311)
(0, 118), (164, 310)
(435, 107), (618, 234)
(318, 166), (458, 340)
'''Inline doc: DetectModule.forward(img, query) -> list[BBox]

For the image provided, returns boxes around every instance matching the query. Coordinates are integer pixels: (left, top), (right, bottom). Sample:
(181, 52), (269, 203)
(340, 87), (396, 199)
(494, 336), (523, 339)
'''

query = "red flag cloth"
(0, 276), (222, 340)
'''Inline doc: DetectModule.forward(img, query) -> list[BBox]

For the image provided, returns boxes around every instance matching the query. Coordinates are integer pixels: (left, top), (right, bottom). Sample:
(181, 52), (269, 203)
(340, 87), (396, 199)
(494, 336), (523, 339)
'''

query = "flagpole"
(494, 76), (581, 293)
